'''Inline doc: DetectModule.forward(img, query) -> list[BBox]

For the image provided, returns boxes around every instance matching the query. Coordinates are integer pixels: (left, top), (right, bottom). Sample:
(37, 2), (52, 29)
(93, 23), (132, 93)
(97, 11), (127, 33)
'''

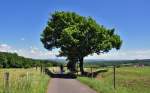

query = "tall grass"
(0, 68), (50, 93)
(77, 67), (150, 93)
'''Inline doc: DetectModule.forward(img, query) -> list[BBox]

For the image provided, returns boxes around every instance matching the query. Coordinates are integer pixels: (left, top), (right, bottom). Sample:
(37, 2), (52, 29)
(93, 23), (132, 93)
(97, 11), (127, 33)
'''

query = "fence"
(0, 67), (48, 93)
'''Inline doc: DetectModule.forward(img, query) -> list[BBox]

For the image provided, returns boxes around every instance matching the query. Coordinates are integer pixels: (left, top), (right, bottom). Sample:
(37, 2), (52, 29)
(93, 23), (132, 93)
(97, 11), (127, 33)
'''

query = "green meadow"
(78, 66), (150, 93)
(0, 68), (50, 93)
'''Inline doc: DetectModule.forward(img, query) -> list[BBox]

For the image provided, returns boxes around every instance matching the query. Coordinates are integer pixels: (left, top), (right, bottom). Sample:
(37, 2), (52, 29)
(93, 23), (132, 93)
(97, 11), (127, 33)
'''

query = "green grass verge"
(0, 68), (50, 93)
(77, 67), (150, 93)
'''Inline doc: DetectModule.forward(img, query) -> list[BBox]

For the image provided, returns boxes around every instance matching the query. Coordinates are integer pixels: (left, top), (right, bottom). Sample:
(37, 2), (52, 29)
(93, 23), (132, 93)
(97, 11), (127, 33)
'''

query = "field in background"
(0, 68), (50, 93)
(78, 66), (150, 93)
(48, 66), (69, 74)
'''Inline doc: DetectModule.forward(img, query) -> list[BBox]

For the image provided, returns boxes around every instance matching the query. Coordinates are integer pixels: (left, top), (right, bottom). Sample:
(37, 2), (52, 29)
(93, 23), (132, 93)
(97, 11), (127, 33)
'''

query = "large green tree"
(41, 11), (122, 74)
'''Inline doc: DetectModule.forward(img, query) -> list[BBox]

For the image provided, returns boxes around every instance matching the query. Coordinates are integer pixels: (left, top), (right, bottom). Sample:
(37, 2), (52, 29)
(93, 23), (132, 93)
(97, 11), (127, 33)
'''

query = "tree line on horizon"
(84, 60), (150, 67)
(0, 52), (60, 68)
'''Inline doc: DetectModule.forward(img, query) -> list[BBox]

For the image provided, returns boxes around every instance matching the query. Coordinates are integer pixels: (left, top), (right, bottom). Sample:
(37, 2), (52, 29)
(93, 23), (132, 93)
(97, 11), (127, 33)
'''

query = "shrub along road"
(47, 78), (97, 93)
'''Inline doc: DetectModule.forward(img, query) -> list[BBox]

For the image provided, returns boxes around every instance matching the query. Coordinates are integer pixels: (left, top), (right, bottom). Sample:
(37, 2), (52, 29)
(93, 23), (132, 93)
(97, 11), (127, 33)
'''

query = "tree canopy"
(41, 11), (122, 74)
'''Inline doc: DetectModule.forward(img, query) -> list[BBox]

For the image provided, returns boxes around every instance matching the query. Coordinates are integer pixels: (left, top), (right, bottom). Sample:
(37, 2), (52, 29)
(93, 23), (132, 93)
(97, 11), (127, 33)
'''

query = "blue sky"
(0, 0), (150, 59)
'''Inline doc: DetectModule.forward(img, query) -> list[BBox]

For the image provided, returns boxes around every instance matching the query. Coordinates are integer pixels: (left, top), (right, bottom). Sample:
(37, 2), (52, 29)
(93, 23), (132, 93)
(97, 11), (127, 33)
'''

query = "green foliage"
(0, 52), (59, 68)
(41, 11), (122, 72)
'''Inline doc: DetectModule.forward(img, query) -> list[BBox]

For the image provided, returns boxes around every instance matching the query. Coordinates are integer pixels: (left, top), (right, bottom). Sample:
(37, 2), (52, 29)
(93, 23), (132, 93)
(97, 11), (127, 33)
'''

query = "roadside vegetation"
(78, 66), (150, 93)
(0, 52), (63, 93)
(0, 68), (50, 93)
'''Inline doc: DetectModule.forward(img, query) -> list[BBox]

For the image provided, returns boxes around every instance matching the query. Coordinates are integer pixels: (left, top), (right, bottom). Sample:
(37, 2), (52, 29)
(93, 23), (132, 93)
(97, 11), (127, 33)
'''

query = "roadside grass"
(77, 67), (150, 93)
(0, 68), (50, 93)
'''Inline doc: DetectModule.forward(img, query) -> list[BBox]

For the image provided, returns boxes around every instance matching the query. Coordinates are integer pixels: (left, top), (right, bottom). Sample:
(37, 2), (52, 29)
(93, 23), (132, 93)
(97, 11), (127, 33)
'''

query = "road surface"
(47, 78), (97, 93)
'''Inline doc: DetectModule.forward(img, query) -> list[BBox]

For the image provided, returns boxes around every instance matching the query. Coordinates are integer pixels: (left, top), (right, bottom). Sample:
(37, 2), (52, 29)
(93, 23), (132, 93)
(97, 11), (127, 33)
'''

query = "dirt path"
(47, 78), (97, 93)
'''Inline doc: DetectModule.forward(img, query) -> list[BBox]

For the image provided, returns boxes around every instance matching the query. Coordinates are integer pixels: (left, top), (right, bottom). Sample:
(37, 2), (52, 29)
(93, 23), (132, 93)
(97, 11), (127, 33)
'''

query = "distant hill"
(48, 58), (150, 66)
(0, 52), (60, 68)
(84, 59), (150, 66)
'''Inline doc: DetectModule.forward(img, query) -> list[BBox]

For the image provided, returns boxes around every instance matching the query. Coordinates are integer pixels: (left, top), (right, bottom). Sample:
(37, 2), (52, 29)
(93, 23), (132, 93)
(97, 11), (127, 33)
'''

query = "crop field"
(0, 68), (50, 93)
(78, 66), (150, 93)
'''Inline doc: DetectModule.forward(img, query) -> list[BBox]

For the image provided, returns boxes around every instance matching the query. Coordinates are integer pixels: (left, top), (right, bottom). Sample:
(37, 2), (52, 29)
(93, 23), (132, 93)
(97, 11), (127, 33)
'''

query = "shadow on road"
(45, 68), (77, 79)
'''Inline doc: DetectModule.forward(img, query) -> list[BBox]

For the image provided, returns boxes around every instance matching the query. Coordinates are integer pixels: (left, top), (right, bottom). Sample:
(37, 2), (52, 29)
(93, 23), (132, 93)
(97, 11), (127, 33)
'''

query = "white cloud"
(0, 43), (150, 60)
(0, 44), (12, 52)
(21, 38), (25, 41)
(28, 46), (59, 58)
(0, 44), (20, 54)
(86, 50), (150, 60)
(17, 46), (59, 59)
(0, 44), (58, 59)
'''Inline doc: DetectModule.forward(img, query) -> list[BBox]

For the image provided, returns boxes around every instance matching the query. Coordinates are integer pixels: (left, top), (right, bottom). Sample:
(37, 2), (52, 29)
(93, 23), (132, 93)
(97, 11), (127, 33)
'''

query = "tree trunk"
(79, 57), (84, 75)
(67, 60), (76, 73)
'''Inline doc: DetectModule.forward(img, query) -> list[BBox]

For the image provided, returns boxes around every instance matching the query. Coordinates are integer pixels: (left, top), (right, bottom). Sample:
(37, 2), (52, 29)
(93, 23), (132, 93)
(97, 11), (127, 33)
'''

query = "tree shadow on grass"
(82, 69), (108, 78)
(45, 68), (77, 79)
(45, 68), (108, 78)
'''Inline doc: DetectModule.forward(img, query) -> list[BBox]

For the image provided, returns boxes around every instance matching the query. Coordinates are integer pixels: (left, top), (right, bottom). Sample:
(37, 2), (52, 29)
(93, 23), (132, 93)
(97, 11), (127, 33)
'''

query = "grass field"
(78, 66), (150, 93)
(0, 68), (50, 93)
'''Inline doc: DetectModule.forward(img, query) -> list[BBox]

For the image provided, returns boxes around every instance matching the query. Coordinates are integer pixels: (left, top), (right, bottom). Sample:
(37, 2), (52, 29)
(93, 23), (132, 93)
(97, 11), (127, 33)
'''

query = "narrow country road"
(47, 78), (97, 93)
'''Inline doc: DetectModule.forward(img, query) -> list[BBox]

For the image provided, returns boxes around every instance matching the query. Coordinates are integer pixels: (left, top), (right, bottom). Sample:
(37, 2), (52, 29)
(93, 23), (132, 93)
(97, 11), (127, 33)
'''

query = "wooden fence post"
(40, 65), (43, 74)
(113, 65), (116, 89)
(26, 72), (29, 81)
(91, 67), (93, 78)
(4, 72), (9, 93)
(36, 66), (38, 70)
(77, 63), (79, 75)
(53, 68), (54, 73)
(43, 66), (46, 74)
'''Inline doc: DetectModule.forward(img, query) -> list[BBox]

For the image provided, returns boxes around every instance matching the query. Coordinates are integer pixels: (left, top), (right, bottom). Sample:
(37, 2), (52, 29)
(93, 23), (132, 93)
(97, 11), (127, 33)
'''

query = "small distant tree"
(41, 11), (122, 74)
(0, 53), (7, 68)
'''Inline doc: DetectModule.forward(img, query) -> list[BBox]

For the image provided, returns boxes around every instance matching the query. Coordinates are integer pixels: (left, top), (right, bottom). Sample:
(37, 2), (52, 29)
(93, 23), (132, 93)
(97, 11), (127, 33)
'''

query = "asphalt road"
(47, 78), (97, 93)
